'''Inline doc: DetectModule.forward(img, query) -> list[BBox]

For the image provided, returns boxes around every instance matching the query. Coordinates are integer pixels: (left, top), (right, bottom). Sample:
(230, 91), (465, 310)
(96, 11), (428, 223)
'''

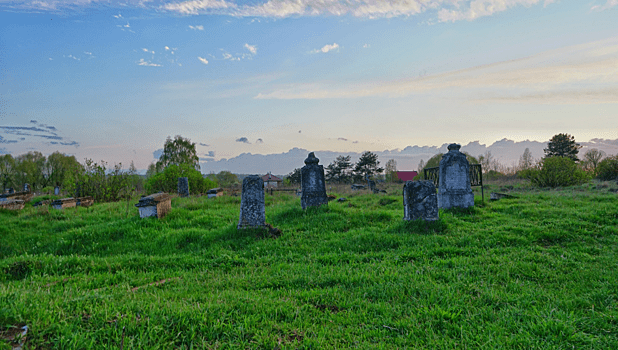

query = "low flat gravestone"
(76, 196), (94, 207)
(403, 181), (439, 221)
(0, 199), (25, 211)
(237, 175), (265, 229)
(207, 188), (224, 198)
(438, 144), (474, 209)
(51, 198), (77, 210)
(301, 152), (328, 210)
(178, 177), (189, 197)
(135, 193), (171, 219)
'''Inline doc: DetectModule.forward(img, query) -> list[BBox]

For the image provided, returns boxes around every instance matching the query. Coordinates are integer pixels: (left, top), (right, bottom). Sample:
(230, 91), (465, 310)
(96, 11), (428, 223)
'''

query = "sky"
(1, 0), (617, 173)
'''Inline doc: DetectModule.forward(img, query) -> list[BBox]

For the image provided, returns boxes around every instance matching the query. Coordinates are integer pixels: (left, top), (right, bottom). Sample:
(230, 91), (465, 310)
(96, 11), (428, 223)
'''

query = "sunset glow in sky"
(1, 0), (617, 171)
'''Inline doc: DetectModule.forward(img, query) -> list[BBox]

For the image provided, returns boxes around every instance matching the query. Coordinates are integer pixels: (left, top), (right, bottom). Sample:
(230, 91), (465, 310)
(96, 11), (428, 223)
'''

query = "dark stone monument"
(54, 186), (60, 195)
(8, 188), (14, 194)
(178, 177), (189, 197)
(135, 193), (171, 219)
(75, 181), (82, 198)
(403, 181), (439, 221)
(300, 152), (328, 210)
(438, 144), (474, 209)
(237, 175), (265, 229)
(23, 183), (30, 193)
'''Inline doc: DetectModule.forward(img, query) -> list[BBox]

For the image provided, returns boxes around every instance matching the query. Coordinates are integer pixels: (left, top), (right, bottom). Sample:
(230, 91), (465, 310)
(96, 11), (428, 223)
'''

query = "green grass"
(1, 184), (618, 349)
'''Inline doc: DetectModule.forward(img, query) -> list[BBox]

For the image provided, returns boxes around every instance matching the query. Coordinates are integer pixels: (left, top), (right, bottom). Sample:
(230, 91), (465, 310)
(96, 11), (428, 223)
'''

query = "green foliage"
(417, 152), (479, 179)
(544, 133), (580, 161)
(523, 156), (589, 187)
(156, 135), (200, 171)
(214, 171), (238, 188)
(384, 159), (398, 182)
(596, 155), (618, 181)
(325, 155), (353, 183)
(145, 164), (216, 194)
(581, 148), (606, 175)
(352, 151), (383, 182)
(286, 168), (301, 185)
(63, 159), (138, 202)
(0, 154), (15, 191)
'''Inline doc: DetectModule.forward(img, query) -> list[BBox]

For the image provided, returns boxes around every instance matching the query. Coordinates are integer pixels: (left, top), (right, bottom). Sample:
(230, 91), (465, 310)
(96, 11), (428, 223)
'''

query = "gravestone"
(75, 181), (81, 198)
(207, 188), (224, 198)
(135, 193), (171, 219)
(237, 175), (265, 229)
(300, 152), (328, 210)
(23, 183), (30, 193)
(76, 196), (94, 207)
(403, 181), (439, 221)
(438, 144), (474, 209)
(51, 198), (77, 210)
(0, 199), (25, 210)
(178, 177), (189, 197)
(54, 186), (60, 195)
(8, 188), (14, 194)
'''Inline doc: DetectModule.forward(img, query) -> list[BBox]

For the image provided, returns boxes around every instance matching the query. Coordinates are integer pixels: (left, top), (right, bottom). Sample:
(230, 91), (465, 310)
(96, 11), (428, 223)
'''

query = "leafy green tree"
(385, 159), (398, 182)
(544, 133), (580, 161)
(43, 152), (81, 187)
(14, 151), (46, 191)
(353, 151), (383, 182)
(325, 155), (353, 183)
(522, 156), (589, 187)
(286, 168), (301, 185)
(596, 155), (618, 181)
(216, 171), (239, 188)
(145, 164), (216, 194)
(0, 154), (15, 191)
(63, 159), (137, 202)
(156, 135), (200, 171)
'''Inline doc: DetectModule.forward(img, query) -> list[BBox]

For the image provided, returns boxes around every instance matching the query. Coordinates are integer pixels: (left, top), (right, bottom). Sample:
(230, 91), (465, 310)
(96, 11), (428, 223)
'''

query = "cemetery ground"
(1, 181), (618, 349)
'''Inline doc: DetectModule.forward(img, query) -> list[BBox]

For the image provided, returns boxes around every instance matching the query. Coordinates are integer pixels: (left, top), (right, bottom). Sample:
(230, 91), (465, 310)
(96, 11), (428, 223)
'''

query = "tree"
(581, 148), (605, 174)
(325, 155), (353, 183)
(385, 159), (397, 182)
(596, 155), (618, 181)
(145, 163), (216, 194)
(0, 154), (15, 191)
(544, 133), (580, 161)
(417, 159), (426, 173)
(519, 148), (534, 170)
(353, 151), (383, 182)
(42, 152), (81, 187)
(286, 168), (301, 185)
(14, 151), (46, 191)
(523, 156), (589, 187)
(156, 135), (200, 171)
(215, 171), (239, 188)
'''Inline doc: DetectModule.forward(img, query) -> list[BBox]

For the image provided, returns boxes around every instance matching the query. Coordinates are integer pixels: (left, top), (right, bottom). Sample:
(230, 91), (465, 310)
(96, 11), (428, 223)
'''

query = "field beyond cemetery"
(2, 183), (618, 349)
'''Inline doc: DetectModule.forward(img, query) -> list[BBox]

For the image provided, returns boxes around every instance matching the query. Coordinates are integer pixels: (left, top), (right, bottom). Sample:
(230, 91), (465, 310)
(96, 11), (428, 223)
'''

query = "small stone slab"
(238, 175), (266, 229)
(490, 192), (517, 201)
(178, 177), (190, 197)
(33, 200), (50, 207)
(0, 191), (34, 203)
(0, 199), (25, 210)
(76, 196), (94, 207)
(403, 181), (439, 221)
(135, 193), (171, 219)
(207, 188), (224, 198)
(350, 184), (366, 190)
(51, 198), (77, 210)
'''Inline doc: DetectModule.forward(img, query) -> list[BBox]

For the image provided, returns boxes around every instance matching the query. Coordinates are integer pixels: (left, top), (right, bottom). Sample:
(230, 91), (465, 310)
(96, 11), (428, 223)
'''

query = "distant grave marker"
(403, 181), (439, 221)
(178, 177), (189, 197)
(438, 144), (474, 209)
(300, 152), (328, 210)
(51, 198), (77, 210)
(237, 175), (266, 229)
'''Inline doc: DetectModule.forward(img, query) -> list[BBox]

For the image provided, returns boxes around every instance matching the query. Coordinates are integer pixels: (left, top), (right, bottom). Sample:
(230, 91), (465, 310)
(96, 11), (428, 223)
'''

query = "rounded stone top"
(304, 152), (320, 164)
(447, 143), (461, 151)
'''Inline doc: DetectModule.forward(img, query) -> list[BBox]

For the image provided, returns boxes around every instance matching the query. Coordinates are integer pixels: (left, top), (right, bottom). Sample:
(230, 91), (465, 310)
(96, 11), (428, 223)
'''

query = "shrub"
(523, 156), (589, 187)
(145, 164), (217, 194)
(63, 160), (137, 202)
(596, 155), (618, 181)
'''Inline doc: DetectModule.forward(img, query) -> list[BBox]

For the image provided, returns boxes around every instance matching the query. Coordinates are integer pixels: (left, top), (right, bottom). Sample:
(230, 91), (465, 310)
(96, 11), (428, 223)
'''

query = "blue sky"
(1, 0), (617, 171)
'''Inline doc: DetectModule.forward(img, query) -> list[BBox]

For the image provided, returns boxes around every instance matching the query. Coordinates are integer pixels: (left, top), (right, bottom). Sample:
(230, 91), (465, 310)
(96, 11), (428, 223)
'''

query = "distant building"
(262, 173), (283, 188)
(396, 171), (418, 182)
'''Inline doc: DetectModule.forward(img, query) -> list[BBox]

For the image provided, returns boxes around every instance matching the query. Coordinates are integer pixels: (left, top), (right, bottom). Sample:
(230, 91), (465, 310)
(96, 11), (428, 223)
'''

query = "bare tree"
(519, 148), (534, 170)
(581, 148), (605, 173)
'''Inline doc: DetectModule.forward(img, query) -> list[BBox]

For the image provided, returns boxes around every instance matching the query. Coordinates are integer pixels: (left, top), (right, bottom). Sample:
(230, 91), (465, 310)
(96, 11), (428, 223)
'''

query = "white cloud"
(244, 43), (257, 54)
(363, 43), (370, 48)
(113, 13), (122, 18)
(311, 43), (339, 54)
(188, 25), (205, 30)
(163, 0), (234, 15)
(222, 52), (241, 61)
(438, 0), (555, 22)
(198, 56), (209, 64)
(84, 51), (92, 55)
(142, 48), (155, 54)
(591, 0), (618, 11)
(138, 58), (161, 67)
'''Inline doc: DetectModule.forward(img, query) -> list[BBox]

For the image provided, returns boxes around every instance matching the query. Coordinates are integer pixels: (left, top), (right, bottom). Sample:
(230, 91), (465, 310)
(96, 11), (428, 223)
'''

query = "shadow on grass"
(441, 206), (479, 216)
(387, 219), (448, 235)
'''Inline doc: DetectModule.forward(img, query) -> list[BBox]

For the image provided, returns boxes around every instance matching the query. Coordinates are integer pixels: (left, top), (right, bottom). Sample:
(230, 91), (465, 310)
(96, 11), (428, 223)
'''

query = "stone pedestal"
(438, 144), (474, 209)
(301, 152), (328, 210)
(178, 177), (189, 197)
(403, 181), (439, 221)
(135, 193), (171, 219)
(237, 175), (265, 229)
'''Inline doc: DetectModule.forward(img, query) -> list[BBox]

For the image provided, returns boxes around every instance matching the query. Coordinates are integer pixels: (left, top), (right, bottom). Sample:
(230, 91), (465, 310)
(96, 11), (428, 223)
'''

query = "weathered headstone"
(54, 186), (60, 195)
(403, 181), (439, 221)
(7, 188), (14, 194)
(0, 199), (25, 211)
(438, 144), (474, 209)
(135, 193), (171, 219)
(237, 175), (265, 229)
(301, 152), (328, 210)
(75, 181), (81, 198)
(23, 183), (30, 193)
(51, 198), (77, 210)
(207, 188), (224, 198)
(178, 177), (189, 197)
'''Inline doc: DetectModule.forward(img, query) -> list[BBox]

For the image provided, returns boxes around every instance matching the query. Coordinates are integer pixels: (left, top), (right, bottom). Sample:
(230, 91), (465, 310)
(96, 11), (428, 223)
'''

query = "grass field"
(1, 181), (618, 349)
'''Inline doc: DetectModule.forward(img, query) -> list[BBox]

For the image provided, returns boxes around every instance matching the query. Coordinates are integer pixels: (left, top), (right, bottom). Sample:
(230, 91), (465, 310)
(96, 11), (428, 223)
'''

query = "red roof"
(396, 171), (418, 181)
(262, 173), (283, 182)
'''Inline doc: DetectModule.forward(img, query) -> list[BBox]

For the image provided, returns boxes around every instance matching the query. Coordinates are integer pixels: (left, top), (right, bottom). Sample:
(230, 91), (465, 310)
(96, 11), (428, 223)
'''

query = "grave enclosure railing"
(423, 164), (484, 202)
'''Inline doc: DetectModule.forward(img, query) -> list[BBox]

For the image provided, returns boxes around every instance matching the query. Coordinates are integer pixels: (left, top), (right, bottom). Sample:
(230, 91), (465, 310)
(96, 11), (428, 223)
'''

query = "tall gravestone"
(23, 183), (30, 193)
(301, 152), (328, 210)
(237, 175), (265, 229)
(178, 177), (189, 197)
(75, 181), (82, 198)
(403, 181), (439, 221)
(438, 144), (474, 209)
(54, 186), (60, 195)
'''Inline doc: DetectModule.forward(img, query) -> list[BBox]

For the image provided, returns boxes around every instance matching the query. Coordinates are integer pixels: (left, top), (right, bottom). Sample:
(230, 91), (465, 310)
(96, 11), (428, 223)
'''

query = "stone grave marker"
(54, 186), (60, 195)
(301, 152), (328, 210)
(51, 198), (77, 210)
(135, 193), (171, 219)
(178, 177), (189, 197)
(76, 196), (94, 207)
(207, 188), (224, 198)
(403, 181), (439, 221)
(0, 199), (25, 211)
(438, 144), (475, 209)
(237, 175), (265, 229)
